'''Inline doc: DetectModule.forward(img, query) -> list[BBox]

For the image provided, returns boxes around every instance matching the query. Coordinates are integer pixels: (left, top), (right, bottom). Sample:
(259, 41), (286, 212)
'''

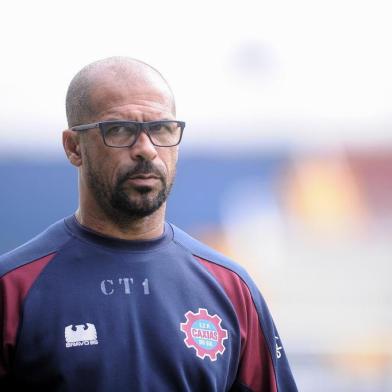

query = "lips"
(118, 162), (165, 188)
(125, 173), (162, 188)
(129, 174), (160, 180)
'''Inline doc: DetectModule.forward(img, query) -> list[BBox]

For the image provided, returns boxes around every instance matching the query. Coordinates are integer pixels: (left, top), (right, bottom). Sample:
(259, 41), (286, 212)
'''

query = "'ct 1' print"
(100, 278), (150, 295)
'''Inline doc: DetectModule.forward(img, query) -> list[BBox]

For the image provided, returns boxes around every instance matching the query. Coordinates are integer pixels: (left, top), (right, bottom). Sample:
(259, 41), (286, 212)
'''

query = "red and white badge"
(180, 308), (228, 361)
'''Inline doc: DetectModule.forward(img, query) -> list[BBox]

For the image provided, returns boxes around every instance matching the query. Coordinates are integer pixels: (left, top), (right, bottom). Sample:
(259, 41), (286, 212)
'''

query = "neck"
(75, 205), (166, 241)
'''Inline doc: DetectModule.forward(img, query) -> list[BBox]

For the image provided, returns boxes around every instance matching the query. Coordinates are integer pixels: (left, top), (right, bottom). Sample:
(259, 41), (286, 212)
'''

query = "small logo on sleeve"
(275, 336), (283, 358)
(65, 323), (98, 348)
(180, 308), (228, 361)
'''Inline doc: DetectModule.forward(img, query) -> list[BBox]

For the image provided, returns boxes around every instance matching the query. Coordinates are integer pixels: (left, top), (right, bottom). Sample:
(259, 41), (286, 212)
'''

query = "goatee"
(86, 159), (174, 226)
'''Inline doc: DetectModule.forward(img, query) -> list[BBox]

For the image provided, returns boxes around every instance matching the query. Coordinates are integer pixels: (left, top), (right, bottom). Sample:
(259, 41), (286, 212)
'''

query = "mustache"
(117, 161), (165, 184)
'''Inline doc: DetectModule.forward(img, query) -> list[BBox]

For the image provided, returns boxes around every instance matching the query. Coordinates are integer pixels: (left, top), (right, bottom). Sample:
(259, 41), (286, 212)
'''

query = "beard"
(85, 157), (174, 225)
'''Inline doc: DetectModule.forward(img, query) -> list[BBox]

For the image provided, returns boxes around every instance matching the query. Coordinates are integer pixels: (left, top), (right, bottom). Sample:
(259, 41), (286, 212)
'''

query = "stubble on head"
(66, 56), (176, 128)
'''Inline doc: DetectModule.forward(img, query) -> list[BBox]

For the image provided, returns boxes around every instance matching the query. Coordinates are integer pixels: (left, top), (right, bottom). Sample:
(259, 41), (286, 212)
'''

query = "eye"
(149, 122), (176, 134)
(105, 126), (129, 136)
(148, 123), (164, 133)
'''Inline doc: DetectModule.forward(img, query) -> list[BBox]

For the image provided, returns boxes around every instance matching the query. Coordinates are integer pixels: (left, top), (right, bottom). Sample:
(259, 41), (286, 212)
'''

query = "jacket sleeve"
(0, 254), (55, 387)
(0, 270), (18, 388)
(197, 257), (298, 392)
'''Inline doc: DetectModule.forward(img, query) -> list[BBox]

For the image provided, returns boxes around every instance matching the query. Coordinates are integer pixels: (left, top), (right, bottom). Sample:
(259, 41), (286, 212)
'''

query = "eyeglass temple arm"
(71, 122), (100, 131)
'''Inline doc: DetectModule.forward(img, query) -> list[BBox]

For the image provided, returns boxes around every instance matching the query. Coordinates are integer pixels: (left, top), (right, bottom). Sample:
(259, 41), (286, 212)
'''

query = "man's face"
(79, 75), (178, 223)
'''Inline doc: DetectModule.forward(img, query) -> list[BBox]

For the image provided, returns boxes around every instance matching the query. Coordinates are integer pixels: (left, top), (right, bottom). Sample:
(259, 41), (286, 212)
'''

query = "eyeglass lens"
(102, 121), (182, 147)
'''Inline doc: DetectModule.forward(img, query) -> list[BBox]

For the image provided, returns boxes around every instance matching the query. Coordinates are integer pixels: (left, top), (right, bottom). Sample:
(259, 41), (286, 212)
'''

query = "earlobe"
(63, 130), (82, 167)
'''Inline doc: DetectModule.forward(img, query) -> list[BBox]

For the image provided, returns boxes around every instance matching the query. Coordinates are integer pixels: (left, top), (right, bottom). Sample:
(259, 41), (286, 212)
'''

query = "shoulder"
(170, 223), (258, 293)
(0, 218), (72, 278)
(171, 224), (244, 270)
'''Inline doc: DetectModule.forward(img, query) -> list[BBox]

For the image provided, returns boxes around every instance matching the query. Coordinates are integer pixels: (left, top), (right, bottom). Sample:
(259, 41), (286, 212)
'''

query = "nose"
(130, 129), (158, 161)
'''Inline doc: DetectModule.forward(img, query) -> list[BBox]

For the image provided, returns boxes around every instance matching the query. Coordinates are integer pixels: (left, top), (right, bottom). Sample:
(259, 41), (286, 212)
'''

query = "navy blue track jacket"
(0, 216), (297, 391)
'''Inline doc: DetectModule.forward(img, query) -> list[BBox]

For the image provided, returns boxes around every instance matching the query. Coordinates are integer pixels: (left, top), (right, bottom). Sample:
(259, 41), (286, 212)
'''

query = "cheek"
(82, 144), (116, 184)
(163, 149), (178, 177)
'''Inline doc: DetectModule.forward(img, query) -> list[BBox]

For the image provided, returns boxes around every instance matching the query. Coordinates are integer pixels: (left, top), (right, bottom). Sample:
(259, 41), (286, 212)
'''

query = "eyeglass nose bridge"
(131, 123), (156, 147)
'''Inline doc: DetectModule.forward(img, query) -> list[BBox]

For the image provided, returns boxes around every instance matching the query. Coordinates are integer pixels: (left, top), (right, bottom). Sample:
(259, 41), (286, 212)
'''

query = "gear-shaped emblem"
(180, 308), (228, 361)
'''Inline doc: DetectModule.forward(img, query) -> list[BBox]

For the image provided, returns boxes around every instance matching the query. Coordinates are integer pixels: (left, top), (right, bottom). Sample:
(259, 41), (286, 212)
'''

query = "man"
(0, 57), (297, 391)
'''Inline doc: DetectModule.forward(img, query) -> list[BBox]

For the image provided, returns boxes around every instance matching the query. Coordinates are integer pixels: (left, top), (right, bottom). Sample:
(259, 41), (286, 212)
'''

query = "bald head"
(65, 56), (176, 127)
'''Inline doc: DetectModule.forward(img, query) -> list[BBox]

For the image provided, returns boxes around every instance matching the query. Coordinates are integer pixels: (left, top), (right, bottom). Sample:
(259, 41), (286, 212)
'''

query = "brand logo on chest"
(180, 308), (228, 361)
(65, 323), (98, 348)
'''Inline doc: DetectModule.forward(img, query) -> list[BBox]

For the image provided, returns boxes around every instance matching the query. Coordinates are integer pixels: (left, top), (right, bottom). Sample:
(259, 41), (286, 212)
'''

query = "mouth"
(129, 174), (160, 180)
(125, 173), (162, 187)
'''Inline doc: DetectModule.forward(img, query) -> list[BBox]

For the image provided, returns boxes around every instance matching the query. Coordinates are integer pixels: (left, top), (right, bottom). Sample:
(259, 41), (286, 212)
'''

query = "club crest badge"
(180, 308), (228, 361)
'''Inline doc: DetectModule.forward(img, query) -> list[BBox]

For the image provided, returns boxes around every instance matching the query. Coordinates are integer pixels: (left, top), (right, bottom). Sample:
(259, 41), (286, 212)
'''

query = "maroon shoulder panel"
(196, 256), (277, 392)
(0, 253), (55, 377)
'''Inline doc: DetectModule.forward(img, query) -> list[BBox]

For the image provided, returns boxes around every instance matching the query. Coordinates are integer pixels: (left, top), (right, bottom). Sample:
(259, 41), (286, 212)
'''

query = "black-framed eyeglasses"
(71, 120), (185, 148)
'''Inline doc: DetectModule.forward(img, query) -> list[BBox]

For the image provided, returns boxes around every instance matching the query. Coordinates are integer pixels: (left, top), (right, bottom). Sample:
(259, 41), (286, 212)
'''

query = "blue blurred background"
(1, 1), (392, 390)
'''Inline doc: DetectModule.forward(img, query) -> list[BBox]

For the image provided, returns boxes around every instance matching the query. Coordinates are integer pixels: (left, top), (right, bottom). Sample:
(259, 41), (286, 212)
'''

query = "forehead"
(87, 70), (174, 121)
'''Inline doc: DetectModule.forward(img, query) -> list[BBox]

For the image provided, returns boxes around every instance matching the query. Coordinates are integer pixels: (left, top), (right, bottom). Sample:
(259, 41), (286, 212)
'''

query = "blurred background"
(1, 0), (391, 390)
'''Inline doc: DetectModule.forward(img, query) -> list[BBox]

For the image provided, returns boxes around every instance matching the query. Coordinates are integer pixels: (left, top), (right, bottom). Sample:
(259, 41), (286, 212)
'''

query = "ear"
(63, 129), (82, 167)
